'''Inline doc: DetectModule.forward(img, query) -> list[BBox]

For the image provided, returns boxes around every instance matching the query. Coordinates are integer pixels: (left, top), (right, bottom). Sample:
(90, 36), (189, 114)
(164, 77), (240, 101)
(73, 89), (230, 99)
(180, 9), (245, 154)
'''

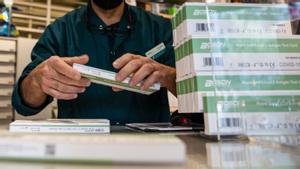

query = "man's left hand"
(113, 53), (176, 95)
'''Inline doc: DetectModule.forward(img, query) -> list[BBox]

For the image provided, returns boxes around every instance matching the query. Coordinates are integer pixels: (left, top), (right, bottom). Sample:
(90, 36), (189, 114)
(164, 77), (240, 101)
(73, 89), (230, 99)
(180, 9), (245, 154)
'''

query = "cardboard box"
(172, 3), (292, 45)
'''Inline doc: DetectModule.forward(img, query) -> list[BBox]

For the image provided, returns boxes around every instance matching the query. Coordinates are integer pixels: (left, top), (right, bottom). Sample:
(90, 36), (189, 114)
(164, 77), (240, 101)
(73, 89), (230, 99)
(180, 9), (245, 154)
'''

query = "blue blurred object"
(0, 3), (19, 37)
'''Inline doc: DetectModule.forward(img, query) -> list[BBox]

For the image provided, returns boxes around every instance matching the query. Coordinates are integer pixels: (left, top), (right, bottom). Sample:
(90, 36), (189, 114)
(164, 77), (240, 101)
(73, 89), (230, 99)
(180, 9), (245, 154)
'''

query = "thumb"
(64, 54), (89, 65)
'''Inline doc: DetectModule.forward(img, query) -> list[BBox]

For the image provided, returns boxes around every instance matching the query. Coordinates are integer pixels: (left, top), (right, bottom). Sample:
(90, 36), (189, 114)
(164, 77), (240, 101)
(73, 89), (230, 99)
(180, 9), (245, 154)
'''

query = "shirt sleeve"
(12, 20), (65, 116)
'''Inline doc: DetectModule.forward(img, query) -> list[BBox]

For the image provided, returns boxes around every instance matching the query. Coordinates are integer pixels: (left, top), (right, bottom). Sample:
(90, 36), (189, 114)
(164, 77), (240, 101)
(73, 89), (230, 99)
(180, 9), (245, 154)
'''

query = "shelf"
(11, 0), (89, 38)
(11, 0), (180, 38)
(17, 26), (44, 33)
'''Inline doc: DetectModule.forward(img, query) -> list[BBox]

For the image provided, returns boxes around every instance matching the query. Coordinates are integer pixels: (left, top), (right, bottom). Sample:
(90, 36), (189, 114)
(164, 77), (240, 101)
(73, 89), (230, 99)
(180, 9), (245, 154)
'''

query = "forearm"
(161, 66), (177, 96)
(20, 73), (48, 108)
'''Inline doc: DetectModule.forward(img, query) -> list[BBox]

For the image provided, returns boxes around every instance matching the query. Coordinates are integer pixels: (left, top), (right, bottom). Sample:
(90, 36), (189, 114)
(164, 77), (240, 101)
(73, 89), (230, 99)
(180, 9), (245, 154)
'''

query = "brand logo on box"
(193, 9), (216, 16)
(205, 80), (231, 88)
(200, 42), (224, 49)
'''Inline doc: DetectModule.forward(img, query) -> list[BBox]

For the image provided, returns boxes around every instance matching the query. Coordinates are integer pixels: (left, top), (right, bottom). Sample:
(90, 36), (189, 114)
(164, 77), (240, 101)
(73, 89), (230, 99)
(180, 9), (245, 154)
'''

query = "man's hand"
(21, 55), (91, 108)
(112, 53), (176, 95)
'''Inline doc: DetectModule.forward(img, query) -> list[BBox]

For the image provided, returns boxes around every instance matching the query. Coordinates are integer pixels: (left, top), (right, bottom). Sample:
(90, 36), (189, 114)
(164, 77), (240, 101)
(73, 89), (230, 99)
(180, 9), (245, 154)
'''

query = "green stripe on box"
(176, 75), (300, 94)
(12, 125), (109, 127)
(81, 73), (156, 93)
(177, 5), (290, 25)
(202, 95), (300, 113)
(175, 38), (300, 61)
(0, 157), (113, 165)
(171, 17), (176, 30)
(210, 166), (300, 169)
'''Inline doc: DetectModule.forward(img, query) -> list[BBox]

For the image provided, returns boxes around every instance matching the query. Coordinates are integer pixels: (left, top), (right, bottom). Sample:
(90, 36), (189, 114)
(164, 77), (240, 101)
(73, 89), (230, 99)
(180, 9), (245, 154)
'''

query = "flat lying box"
(10, 119), (110, 134)
(73, 63), (161, 95)
(206, 142), (300, 168)
(0, 133), (186, 164)
(172, 3), (292, 45)
(205, 112), (300, 136)
(177, 73), (300, 94)
(201, 94), (300, 135)
(175, 36), (300, 79)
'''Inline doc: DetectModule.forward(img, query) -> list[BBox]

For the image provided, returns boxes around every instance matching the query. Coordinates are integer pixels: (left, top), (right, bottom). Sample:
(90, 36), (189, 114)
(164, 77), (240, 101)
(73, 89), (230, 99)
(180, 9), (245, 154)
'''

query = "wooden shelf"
(11, 0), (186, 38)
(12, 0), (89, 38)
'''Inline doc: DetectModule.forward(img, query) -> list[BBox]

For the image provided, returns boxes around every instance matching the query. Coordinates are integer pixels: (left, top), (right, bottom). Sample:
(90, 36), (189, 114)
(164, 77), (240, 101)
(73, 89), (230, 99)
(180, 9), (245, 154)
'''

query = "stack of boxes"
(172, 3), (300, 135)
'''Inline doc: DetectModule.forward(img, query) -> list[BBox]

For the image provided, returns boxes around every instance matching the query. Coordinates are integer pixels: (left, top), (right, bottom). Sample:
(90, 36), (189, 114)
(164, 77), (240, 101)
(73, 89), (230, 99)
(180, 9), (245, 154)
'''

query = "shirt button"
(110, 51), (116, 56)
(98, 25), (103, 30)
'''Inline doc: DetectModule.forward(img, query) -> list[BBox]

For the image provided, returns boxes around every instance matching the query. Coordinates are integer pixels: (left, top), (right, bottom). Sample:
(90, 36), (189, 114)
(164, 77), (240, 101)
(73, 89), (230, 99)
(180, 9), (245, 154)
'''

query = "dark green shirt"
(12, 3), (175, 124)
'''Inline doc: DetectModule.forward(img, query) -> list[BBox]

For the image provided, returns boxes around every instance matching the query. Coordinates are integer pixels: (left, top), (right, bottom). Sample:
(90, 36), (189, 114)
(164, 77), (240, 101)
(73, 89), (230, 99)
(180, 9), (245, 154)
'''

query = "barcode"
(220, 118), (242, 128)
(45, 144), (56, 156)
(196, 23), (214, 32)
(222, 151), (246, 162)
(203, 57), (224, 66)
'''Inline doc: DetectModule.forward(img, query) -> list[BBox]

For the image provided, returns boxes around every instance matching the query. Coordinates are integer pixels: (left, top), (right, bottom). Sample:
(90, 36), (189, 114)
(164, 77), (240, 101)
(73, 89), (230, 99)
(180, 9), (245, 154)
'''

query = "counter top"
(0, 120), (299, 169)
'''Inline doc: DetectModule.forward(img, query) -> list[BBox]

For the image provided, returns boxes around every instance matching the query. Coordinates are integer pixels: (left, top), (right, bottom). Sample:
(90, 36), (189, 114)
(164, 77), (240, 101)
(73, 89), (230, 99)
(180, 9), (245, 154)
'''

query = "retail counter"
(0, 120), (299, 169)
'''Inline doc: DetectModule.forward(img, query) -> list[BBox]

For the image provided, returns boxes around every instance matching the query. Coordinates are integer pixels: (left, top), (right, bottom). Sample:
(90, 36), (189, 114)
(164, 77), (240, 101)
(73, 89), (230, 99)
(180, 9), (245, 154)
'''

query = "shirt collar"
(87, 2), (130, 31)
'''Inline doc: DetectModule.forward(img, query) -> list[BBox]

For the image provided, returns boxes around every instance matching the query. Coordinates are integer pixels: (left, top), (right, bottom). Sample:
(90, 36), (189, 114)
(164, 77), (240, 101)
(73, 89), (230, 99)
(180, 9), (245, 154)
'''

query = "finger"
(42, 86), (78, 100)
(116, 59), (145, 82)
(129, 63), (155, 86)
(112, 87), (123, 92)
(113, 53), (138, 69)
(141, 71), (161, 91)
(44, 78), (86, 94)
(48, 56), (81, 81)
(63, 54), (89, 66)
(52, 70), (91, 87)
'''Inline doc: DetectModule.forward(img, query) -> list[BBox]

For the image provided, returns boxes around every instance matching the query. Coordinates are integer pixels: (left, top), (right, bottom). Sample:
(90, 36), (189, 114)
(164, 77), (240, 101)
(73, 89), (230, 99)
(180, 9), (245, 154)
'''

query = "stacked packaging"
(172, 2), (300, 135)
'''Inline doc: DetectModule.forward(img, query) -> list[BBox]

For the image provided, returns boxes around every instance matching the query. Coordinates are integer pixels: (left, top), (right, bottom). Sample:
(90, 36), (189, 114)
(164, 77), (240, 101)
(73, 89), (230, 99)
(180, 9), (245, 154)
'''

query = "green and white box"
(73, 63), (161, 95)
(202, 94), (300, 135)
(0, 134), (186, 164)
(177, 72), (300, 93)
(172, 3), (292, 45)
(176, 69), (300, 114)
(175, 36), (300, 79)
(206, 142), (300, 168)
(175, 40), (300, 135)
(9, 119), (110, 134)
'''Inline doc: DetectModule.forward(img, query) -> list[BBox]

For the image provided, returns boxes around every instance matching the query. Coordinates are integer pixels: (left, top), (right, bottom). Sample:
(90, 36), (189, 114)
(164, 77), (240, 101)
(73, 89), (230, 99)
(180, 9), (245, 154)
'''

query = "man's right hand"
(21, 55), (91, 108)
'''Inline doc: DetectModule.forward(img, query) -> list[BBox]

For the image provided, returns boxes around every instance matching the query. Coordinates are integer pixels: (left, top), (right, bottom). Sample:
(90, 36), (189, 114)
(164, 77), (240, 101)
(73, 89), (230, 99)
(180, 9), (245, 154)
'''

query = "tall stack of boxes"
(172, 3), (300, 135)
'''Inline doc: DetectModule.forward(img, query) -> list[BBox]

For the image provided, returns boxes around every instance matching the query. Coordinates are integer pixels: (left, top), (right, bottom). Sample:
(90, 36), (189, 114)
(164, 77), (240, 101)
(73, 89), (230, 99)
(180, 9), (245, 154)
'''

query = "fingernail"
(115, 75), (121, 82)
(81, 88), (85, 93)
(113, 61), (119, 68)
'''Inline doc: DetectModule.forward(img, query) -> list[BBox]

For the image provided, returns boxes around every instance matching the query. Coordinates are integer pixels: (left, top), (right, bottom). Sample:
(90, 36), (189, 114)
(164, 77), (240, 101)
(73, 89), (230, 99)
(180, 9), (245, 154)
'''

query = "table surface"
(0, 120), (300, 169)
